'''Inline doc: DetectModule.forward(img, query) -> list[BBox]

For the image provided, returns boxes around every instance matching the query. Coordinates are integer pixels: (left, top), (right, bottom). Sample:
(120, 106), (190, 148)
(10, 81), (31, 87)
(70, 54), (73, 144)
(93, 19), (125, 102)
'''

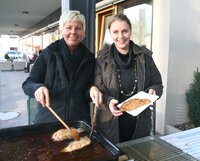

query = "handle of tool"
(90, 105), (97, 137)
(46, 106), (70, 130)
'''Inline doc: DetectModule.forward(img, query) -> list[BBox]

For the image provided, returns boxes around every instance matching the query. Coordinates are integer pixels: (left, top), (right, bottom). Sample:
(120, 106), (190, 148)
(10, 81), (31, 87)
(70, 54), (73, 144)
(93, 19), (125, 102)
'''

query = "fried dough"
(120, 98), (151, 111)
(52, 128), (83, 141)
(61, 136), (91, 152)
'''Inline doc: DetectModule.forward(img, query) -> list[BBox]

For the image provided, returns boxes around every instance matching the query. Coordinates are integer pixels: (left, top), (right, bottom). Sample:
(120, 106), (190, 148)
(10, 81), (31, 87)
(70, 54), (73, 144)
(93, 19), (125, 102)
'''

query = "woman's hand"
(109, 99), (123, 116)
(148, 88), (156, 95)
(90, 86), (102, 107)
(34, 86), (50, 107)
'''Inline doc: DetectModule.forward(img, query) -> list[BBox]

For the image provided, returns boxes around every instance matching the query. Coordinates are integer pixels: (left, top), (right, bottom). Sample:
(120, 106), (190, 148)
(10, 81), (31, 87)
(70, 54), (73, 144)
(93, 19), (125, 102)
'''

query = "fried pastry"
(120, 98), (151, 111)
(61, 136), (91, 152)
(52, 128), (83, 141)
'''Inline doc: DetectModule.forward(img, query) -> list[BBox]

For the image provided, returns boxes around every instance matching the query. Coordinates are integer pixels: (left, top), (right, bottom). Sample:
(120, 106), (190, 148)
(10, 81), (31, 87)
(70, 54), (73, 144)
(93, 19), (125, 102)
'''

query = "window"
(118, 0), (152, 49)
(95, 0), (152, 51)
(96, 6), (117, 52)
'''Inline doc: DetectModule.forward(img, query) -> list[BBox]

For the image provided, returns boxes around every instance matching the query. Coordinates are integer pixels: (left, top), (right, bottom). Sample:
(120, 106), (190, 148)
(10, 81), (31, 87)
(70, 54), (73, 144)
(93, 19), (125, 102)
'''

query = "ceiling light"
(22, 11), (29, 14)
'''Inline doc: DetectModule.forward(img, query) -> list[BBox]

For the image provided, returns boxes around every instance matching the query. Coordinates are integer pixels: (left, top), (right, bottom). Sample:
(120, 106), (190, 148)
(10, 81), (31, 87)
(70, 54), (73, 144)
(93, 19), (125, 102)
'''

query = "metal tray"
(117, 136), (198, 161)
(0, 120), (123, 161)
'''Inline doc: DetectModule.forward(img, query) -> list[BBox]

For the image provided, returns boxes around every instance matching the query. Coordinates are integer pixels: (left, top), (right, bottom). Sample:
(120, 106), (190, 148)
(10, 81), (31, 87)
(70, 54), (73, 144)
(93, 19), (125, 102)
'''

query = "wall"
(153, 0), (200, 134)
(0, 35), (19, 56)
(152, 0), (170, 134)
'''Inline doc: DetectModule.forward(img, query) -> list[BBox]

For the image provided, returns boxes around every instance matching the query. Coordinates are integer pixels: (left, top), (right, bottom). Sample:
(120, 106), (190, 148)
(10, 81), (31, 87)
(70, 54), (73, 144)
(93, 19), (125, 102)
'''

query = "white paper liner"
(117, 91), (159, 116)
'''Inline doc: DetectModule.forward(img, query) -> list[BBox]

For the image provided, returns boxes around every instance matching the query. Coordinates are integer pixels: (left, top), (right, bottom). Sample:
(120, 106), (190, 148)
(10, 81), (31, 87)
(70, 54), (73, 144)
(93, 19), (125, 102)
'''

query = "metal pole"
(150, 102), (156, 136)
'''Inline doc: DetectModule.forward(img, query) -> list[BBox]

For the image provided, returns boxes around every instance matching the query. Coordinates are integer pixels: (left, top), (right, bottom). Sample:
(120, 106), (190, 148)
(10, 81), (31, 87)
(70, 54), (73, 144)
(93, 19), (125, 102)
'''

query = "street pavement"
(0, 71), (29, 129)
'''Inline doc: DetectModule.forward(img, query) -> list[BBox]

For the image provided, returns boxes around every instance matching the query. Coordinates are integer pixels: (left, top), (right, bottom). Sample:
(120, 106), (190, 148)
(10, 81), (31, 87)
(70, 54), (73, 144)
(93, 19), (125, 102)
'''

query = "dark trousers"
(119, 112), (137, 142)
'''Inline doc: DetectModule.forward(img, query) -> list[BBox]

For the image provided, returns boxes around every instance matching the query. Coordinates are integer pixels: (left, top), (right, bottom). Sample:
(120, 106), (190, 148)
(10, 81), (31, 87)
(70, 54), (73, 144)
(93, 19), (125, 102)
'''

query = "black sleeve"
(22, 52), (47, 98)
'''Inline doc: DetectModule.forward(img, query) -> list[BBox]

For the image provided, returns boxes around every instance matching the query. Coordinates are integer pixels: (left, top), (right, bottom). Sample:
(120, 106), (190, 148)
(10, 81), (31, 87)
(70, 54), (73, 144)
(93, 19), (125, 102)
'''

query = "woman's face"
(109, 20), (131, 54)
(61, 20), (85, 51)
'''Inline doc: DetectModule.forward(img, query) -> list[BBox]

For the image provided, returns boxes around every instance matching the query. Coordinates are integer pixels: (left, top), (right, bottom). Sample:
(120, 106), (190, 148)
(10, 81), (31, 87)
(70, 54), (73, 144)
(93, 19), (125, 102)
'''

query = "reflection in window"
(99, 4), (152, 50)
(124, 4), (152, 49)
(101, 15), (113, 48)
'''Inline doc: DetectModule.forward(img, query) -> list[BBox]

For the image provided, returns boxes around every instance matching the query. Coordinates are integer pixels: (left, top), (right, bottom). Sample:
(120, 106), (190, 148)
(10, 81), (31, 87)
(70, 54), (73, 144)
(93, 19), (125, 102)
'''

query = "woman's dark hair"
(108, 13), (132, 31)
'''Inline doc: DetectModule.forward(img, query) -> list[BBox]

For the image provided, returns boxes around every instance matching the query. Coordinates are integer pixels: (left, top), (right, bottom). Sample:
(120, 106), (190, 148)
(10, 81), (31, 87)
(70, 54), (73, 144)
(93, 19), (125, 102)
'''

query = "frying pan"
(0, 120), (124, 161)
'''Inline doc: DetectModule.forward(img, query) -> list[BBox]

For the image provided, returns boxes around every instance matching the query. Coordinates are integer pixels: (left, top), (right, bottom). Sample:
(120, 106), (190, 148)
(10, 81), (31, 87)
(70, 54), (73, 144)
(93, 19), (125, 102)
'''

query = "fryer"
(0, 120), (124, 161)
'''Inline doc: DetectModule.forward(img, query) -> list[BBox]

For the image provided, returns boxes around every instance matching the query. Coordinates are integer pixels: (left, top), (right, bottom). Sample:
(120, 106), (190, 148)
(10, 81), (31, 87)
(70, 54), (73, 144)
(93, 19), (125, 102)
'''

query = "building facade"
(18, 0), (200, 135)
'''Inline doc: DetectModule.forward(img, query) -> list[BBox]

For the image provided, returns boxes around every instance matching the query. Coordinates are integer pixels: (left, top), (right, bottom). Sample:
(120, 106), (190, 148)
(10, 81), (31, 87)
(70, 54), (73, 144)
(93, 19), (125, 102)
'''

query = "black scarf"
(113, 43), (137, 101)
(59, 38), (84, 84)
(113, 42), (135, 69)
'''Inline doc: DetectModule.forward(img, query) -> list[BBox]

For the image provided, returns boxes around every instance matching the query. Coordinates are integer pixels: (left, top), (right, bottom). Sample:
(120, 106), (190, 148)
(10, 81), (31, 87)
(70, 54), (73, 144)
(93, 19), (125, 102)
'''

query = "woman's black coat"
(94, 42), (163, 143)
(22, 39), (95, 124)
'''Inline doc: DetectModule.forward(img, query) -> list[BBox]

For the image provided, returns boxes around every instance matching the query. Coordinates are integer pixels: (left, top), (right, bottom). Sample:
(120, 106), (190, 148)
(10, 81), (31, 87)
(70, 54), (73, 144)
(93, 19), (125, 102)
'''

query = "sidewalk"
(0, 71), (29, 129)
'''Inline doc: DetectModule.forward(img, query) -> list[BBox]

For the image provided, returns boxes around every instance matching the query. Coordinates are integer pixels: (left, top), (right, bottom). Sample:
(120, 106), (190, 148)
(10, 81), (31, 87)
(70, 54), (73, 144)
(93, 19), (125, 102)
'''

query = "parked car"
(17, 51), (29, 61)
(4, 50), (24, 62)
(6, 50), (17, 58)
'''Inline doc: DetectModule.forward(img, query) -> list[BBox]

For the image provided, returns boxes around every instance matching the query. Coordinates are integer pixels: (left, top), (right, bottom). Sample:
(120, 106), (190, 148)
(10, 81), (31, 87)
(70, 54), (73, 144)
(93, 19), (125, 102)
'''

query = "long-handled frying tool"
(90, 106), (97, 137)
(46, 106), (80, 141)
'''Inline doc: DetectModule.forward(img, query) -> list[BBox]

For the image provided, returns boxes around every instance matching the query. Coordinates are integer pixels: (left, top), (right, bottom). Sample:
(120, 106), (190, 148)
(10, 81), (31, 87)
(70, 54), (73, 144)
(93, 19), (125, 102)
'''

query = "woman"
(93, 13), (163, 143)
(22, 10), (96, 124)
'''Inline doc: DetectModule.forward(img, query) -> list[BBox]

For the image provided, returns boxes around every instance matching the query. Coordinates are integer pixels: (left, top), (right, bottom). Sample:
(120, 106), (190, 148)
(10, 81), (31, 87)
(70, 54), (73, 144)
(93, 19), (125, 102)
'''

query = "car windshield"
(6, 51), (17, 55)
